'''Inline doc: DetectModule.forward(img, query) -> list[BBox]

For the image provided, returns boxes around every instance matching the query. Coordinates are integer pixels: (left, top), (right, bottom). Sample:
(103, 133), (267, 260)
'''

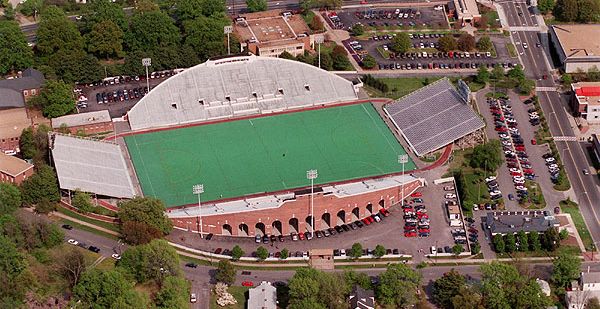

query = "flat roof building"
(451, 0), (481, 24)
(52, 110), (113, 135)
(0, 152), (34, 184)
(248, 281), (277, 309)
(0, 108), (31, 155)
(233, 10), (312, 57)
(485, 211), (559, 235)
(571, 82), (600, 127)
(550, 25), (600, 73)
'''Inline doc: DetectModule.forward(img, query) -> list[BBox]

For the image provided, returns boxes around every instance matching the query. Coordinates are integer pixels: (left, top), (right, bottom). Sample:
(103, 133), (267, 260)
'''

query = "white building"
(248, 281), (277, 309)
(566, 272), (600, 309)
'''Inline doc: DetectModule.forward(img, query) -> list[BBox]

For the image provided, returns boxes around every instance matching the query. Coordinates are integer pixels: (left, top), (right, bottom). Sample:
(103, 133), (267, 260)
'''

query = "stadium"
(49, 55), (485, 238)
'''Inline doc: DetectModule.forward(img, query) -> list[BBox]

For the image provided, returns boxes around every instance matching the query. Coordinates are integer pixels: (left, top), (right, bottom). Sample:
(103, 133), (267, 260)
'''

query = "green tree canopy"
(83, 0), (127, 32)
(438, 36), (458, 52)
(432, 269), (466, 309)
(118, 239), (180, 283)
(0, 183), (21, 215)
(349, 242), (363, 259)
(231, 245), (244, 261)
(215, 260), (236, 284)
(361, 54), (376, 69)
(0, 234), (30, 305)
(554, 0), (579, 21)
(476, 36), (493, 52)
(154, 276), (190, 309)
(183, 15), (231, 61)
(28, 80), (76, 118)
(21, 165), (60, 205)
(176, 0), (225, 20)
(376, 263), (421, 307)
(373, 244), (386, 258)
(85, 20), (124, 59)
(517, 231), (529, 252)
(493, 234), (505, 253)
(538, 0), (556, 13)
(551, 251), (581, 288)
(475, 66), (490, 84)
(0, 20), (34, 75)
(72, 190), (94, 213)
(246, 0), (267, 12)
(505, 233), (517, 253)
(36, 6), (84, 56)
(350, 23), (364, 36)
(391, 33), (411, 54)
(577, 0), (600, 22)
(256, 246), (268, 260)
(469, 140), (503, 172)
(118, 197), (173, 237)
(17, 0), (42, 17)
(492, 64), (505, 80)
(458, 33), (475, 51)
(126, 10), (180, 52)
(73, 269), (148, 309)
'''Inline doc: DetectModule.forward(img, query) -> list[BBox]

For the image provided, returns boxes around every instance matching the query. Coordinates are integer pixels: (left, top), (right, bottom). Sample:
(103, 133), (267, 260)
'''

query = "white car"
(548, 164), (559, 169)
(340, 249), (346, 257)
(473, 204), (479, 211)
(111, 254), (121, 260)
(514, 179), (525, 184)
(444, 186), (455, 191)
(515, 185), (528, 191)
(430, 246), (437, 254)
(523, 42), (528, 49)
(545, 157), (556, 162)
(513, 176), (525, 181)
(490, 190), (502, 196)
(509, 168), (521, 173)
(509, 127), (519, 133)
(485, 176), (497, 183)
(190, 293), (197, 303)
(502, 141), (512, 146)
(445, 193), (457, 199)
(499, 133), (509, 139)
(67, 239), (79, 245)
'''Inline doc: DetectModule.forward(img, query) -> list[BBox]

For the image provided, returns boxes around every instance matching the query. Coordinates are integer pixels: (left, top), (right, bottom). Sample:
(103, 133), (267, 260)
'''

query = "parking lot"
(168, 183), (465, 262)
(330, 6), (449, 31)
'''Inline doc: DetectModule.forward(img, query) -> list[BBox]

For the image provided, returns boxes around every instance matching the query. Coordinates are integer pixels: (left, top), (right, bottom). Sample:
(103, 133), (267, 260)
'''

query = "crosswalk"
(553, 136), (578, 142)
(535, 87), (558, 92)
(509, 26), (541, 32)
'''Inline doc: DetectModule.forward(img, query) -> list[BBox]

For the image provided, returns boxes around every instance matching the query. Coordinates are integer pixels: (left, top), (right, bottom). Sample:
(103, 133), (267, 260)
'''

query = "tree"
(343, 270), (372, 290)
(315, 52), (333, 70)
(300, 0), (342, 10)
(256, 246), (269, 260)
(518, 78), (536, 95)
(529, 232), (542, 251)
(517, 230), (529, 252)
(543, 227), (561, 251)
(154, 276), (190, 309)
(21, 165), (60, 205)
(280, 248), (289, 259)
(438, 36), (458, 52)
(552, 251), (581, 288)
(469, 140), (503, 172)
(349, 242), (363, 259)
(0, 235), (29, 305)
(35, 198), (57, 214)
(118, 197), (172, 237)
(505, 233), (517, 253)
(492, 64), (505, 80)
(215, 260), (236, 284)
(121, 221), (163, 245)
(508, 64), (525, 81)
(0, 21), (34, 75)
(309, 15), (324, 32)
(28, 80), (76, 118)
(246, 0), (267, 12)
(231, 245), (244, 261)
(373, 244), (386, 258)
(332, 48), (351, 70)
(361, 55), (376, 69)
(176, 0), (225, 20)
(18, 0), (42, 17)
(476, 36), (493, 52)
(0, 183), (21, 215)
(85, 20), (124, 59)
(475, 66), (490, 84)
(54, 247), (86, 287)
(432, 269), (466, 309)
(136, 0), (160, 13)
(451, 286), (483, 309)
(377, 263), (421, 307)
(577, 0), (600, 22)
(350, 23), (364, 36)
(183, 16), (232, 61)
(279, 51), (295, 60)
(538, 0), (556, 13)
(588, 298), (600, 309)
(554, 0), (578, 21)
(126, 10), (180, 52)
(457, 33), (475, 51)
(493, 234), (505, 253)
(72, 190), (94, 213)
(391, 33), (411, 54)
(471, 242), (481, 255)
(83, 0), (127, 32)
(288, 269), (320, 305)
(73, 269), (148, 309)
(559, 228), (569, 240)
(452, 244), (464, 256)
(118, 239), (181, 284)
(36, 6), (84, 57)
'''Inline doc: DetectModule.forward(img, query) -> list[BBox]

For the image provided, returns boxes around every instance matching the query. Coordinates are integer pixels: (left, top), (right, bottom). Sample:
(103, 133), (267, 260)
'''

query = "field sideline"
(125, 103), (416, 207)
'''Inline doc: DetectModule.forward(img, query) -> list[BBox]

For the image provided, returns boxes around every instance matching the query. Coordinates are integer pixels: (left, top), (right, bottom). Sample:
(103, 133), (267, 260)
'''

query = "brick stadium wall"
(171, 178), (422, 237)
(60, 201), (120, 224)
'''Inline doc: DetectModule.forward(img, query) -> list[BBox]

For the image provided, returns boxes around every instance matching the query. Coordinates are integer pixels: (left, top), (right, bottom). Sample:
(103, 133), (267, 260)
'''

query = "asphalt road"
(500, 0), (600, 246)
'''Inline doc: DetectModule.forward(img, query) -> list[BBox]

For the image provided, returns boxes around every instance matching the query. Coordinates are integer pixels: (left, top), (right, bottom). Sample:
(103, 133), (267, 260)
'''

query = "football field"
(125, 103), (416, 207)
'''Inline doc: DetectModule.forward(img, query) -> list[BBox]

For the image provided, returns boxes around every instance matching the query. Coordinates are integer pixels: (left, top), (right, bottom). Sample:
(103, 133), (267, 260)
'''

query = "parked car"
(62, 224), (73, 230)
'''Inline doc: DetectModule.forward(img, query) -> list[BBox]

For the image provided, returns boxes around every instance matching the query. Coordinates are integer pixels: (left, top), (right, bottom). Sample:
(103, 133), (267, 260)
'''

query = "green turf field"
(125, 103), (416, 207)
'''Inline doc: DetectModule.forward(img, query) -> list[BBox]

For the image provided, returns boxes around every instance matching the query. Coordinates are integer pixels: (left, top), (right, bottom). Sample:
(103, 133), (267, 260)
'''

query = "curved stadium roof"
(127, 55), (358, 130)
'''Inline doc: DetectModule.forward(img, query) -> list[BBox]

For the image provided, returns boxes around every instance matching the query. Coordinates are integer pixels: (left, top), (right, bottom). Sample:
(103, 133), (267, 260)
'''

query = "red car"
(523, 169), (535, 174)
(379, 208), (390, 217)
(298, 232), (305, 240)
(418, 228), (430, 233)
(362, 218), (371, 225)
(515, 146), (526, 151)
(510, 171), (522, 177)
(242, 281), (254, 287)
(404, 231), (417, 237)
(417, 213), (429, 219)
(495, 126), (508, 132)
(404, 225), (416, 231)
(531, 139), (537, 145)
(410, 192), (423, 198)
(403, 207), (414, 213)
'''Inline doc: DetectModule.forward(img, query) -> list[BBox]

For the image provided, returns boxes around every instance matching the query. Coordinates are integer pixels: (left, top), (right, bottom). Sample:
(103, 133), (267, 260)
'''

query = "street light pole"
(398, 154), (409, 205)
(193, 184), (204, 238)
(307, 169), (318, 238)
(142, 58), (151, 94)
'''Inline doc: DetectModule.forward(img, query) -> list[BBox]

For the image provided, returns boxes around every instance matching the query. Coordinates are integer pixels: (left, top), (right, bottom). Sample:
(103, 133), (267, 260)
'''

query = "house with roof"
(51, 110), (113, 135)
(0, 108), (32, 155)
(0, 152), (34, 184)
(248, 281), (277, 309)
(349, 286), (375, 309)
(485, 211), (559, 236)
(566, 272), (600, 309)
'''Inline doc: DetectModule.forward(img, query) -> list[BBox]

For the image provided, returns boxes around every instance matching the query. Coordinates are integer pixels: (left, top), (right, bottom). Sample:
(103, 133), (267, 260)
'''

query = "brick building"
(170, 175), (424, 237)
(0, 152), (34, 184)
(0, 68), (45, 104)
(449, 0), (481, 25)
(571, 82), (600, 128)
(233, 10), (312, 57)
(0, 108), (32, 155)
(51, 110), (113, 135)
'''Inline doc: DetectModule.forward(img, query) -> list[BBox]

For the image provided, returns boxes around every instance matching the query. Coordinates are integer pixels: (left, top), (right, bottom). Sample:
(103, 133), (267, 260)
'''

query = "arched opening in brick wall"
(255, 222), (266, 236)
(336, 210), (346, 225)
(305, 216), (314, 233)
(238, 223), (249, 236)
(272, 221), (282, 236)
(366, 203), (373, 215)
(222, 224), (232, 236)
(289, 218), (299, 234)
(378, 199), (385, 209)
(351, 207), (360, 221)
(321, 212), (331, 229)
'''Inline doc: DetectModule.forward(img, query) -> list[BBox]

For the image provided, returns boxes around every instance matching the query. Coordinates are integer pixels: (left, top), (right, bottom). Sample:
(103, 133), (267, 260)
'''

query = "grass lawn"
(560, 199), (595, 251)
(58, 218), (120, 240)
(506, 43), (517, 58)
(126, 103), (415, 207)
(376, 46), (390, 59)
(485, 91), (509, 99)
(210, 286), (250, 309)
(301, 10), (316, 25)
(57, 207), (119, 232)
(519, 181), (546, 209)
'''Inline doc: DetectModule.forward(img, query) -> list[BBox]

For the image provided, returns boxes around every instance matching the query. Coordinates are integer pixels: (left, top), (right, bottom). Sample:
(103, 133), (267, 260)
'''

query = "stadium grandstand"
(383, 78), (484, 157)
(50, 134), (136, 198)
(127, 55), (359, 131)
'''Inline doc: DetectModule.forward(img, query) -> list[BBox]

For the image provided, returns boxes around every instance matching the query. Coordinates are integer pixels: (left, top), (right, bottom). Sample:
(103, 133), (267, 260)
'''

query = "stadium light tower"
(224, 26), (233, 55)
(398, 154), (409, 205)
(306, 169), (318, 238)
(315, 35), (324, 69)
(193, 184), (204, 238)
(142, 58), (151, 94)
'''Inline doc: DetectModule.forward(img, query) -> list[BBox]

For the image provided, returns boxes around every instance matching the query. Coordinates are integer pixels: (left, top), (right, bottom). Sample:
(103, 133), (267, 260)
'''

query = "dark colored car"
(205, 233), (213, 240)
(214, 248), (222, 254)
(185, 262), (198, 268)
(88, 246), (100, 253)
(335, 226), (344, 233)
(354, 220), (364, 228)
(61, 224), (73, 230)
(270, 235), (277, 243)
(341, 224), (350, 232)
(262, 235), (269, 244)
(278, 235), (285, 242)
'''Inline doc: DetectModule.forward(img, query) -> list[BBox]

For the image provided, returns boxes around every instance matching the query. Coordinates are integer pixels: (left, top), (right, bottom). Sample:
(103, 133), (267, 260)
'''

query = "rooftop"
(234, 10), (310, 44)
(552, 25), (600, 59)
(50, 134), (136, 198)
(127, 55), (357, 131)
(453, 0), (480, 18)
(0, 68), (45, 92)
(581, 272), (600, 285)
(0, 88), (25, 109)
(51, 110), (112, 128)
(350, 285), (375, 309)
(248, 281), (277, 309)
(0, 153), (34, 176)
(572, 82), (600, 106)
(383, 78), (484, 156)
(485, 211), (559, 234)
(0, 108), (31, 140)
